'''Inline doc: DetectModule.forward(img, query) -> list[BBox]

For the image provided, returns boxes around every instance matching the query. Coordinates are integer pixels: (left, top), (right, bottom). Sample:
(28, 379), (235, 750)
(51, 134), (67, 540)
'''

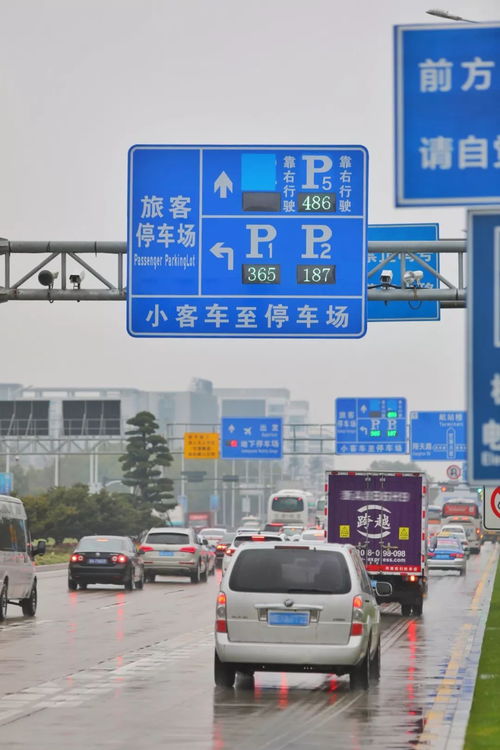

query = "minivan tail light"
(216, 592), (227, 632)
(180, 546), (197, 554)
(350, 622), (364, 636)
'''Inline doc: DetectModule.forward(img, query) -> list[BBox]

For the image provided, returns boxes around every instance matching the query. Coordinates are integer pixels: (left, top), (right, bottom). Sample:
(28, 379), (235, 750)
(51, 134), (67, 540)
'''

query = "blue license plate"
(435, 555), (451, 560)
(268, 611), (309, 626)
(159, 550), (174, 556)
(88, 558), (107, 564)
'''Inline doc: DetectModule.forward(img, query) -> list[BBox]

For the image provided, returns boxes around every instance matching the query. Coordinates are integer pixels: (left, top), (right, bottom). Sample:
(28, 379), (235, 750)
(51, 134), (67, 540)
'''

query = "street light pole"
(426, 8), (478, 22)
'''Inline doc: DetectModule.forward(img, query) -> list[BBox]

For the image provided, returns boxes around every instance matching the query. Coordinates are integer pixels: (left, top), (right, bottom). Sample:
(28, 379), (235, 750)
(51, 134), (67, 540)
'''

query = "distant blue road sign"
(209, 494), (219, 511)
(0, 473), (13, 494)
(221, 418), (282, 460)
(128, 146), (368, 338)
(336, 398), (407, 454)
(395, 23), (500, 206)
(368, 223), (440, 321)
(468, 210), (500, 483)
(410, 411), (467, 461)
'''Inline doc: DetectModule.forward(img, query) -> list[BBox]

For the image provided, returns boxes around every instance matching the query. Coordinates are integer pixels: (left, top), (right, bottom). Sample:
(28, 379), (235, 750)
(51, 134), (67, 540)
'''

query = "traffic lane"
(0, 547), (494, 749)
(0, 568), (220, 698)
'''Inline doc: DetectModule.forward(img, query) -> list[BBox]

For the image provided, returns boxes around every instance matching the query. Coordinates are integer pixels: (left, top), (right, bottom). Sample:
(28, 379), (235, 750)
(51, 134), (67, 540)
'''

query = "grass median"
(464, 550), (500, 749)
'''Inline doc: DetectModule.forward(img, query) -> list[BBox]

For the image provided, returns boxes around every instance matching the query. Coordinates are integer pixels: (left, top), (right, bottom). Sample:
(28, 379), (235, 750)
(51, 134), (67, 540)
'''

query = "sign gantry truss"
(0, 239), (465, 308)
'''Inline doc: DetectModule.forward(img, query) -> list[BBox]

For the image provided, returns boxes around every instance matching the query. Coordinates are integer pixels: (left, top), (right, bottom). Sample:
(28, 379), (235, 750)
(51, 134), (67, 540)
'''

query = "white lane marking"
(0, 628), (214, 726)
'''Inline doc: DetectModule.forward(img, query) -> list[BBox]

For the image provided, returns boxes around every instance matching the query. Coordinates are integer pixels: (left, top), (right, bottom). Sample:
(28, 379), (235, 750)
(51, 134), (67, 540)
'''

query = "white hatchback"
(215, 541), (391, 689)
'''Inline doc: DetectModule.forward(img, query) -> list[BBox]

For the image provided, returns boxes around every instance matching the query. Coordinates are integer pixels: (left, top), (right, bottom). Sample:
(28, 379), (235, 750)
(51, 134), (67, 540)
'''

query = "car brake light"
(70, 554), (84, 562)
(350, 594), (364, 636)
(180, 546), (197, 554)
(216, 592), (227, 633)
(251, 536), (266, 541)
(428, 551), (435, 557)
(450, 553), (464, 558)
(140, 545), (154, 552)
(111, 554), (128, 563)
(225, 547), (236, 556)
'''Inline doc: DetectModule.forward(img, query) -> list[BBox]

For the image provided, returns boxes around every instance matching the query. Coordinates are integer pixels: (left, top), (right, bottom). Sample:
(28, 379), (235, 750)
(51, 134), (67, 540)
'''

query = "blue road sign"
(209, 494), (219, 511)
(0, 473), (13, 494)
(368, 223), (440, 321)
(128, 146), (368, 338)
(395, 23), (500, 206)
(410, 411), (467, 461)
(336, 398), (407, 455)
(468, 210), (500, 484)
(221, 418), (282, 460)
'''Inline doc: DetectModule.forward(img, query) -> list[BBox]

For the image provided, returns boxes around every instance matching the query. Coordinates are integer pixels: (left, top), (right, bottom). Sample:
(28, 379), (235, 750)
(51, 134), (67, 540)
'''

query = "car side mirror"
(33, 540), (46, 557)
(375, 581), (392, 597)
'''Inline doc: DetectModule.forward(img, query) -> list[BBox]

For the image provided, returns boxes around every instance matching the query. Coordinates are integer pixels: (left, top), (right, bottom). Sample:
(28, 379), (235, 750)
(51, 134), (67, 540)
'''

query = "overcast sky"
(1, 0), (497, 480)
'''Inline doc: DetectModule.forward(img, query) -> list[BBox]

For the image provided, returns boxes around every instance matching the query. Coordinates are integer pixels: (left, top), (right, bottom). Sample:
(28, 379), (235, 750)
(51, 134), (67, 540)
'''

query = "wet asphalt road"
(0, 546), (497, 750)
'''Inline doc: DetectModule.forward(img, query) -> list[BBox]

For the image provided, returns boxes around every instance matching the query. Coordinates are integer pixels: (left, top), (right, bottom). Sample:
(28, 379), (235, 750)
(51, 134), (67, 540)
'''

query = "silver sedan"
(428, 538), (467, 575)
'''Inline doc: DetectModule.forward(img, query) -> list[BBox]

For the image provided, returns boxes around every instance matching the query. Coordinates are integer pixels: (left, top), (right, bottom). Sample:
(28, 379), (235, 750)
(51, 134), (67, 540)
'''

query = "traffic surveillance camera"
(38, 270), (59, 288)
(380, 270), (393, 286)
(403, 270), (424, 286)
(69, 271), (85, 289)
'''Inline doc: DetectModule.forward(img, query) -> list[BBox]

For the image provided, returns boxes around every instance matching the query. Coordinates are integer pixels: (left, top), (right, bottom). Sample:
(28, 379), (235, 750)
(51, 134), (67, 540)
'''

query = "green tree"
(119, 411), (174, 510)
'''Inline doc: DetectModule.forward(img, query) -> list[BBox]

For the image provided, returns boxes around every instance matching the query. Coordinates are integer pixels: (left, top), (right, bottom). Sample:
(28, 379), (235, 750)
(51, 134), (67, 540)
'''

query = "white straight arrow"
(209, 242), (234, 271)
(214, 171), (233, 198)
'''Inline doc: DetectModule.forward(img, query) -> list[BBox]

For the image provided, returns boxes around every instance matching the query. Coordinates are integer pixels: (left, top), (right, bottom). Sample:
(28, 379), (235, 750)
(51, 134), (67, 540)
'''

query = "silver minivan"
(0, 494), (46, 621)
(214, 542), (391, 690)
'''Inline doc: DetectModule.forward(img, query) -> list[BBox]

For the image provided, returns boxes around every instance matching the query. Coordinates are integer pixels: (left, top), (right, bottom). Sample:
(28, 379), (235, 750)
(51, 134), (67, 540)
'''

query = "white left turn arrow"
(214, 171), (233, 198)
(209, 242), (234, 271)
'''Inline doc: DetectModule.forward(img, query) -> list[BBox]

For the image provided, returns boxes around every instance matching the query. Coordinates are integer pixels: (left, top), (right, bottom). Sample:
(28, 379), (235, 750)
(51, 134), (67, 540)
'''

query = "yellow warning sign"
(399, 526), (410, 540)
(183, 432), (219, 459)
(339, 525), (350, 538)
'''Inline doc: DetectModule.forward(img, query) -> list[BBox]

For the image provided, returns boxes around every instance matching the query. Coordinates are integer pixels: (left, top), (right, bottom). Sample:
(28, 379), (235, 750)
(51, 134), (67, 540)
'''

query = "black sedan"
(68, 535), (144, 591)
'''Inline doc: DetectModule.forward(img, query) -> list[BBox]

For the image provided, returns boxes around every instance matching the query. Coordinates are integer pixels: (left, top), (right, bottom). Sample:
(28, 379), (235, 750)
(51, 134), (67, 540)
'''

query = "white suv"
(215, 541), (391, 690)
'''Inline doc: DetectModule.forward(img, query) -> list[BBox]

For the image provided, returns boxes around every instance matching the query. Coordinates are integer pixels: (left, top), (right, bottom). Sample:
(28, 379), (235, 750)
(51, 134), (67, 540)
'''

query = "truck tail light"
(350, 594), (364, 636)
(216, 592), (227, 633)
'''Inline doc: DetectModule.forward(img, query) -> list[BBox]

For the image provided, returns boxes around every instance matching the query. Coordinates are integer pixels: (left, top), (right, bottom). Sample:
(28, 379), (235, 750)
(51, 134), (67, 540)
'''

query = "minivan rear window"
(146, 533), (190, 545)
(229, 548), (351, 594)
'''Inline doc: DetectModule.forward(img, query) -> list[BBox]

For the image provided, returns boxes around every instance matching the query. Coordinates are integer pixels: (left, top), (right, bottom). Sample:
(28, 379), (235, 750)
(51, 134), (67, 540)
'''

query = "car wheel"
(200, 565), (208, 583)
(190, 566), (201, 584)
(412, 600), (423, 617)
(370, 638), (381, 681)
(145, 573), (156, 583)
(68, 577), (78, 591)
(214, 651), (236, 688)
(135, 570), (144, 590)
(0, 582), (8, 622)
(124, 573), (134, 591)
(21, 582), (37, 616)
(401, 604), (412, 617)
(350, 641), (371, 690)
(79, 583), (88, 590)
(460, 566), (466, 576)
(236, 671), (255, 689)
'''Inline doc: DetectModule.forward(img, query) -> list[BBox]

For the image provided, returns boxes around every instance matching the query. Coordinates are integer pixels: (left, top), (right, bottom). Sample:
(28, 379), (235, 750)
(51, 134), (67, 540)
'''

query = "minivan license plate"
(268, 611), (309, 626)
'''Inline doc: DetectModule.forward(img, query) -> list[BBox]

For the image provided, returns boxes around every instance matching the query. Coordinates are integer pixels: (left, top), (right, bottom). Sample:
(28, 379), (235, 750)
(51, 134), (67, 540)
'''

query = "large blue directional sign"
(410, 411), (467, 461)
(221, 418), (282, 460)
(128, 146), (368, 337)
(468, 210), (500, 484)
(336, 398), (407, 455)
(395, 23), (500, 206)
(368, 223), (440, 321)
